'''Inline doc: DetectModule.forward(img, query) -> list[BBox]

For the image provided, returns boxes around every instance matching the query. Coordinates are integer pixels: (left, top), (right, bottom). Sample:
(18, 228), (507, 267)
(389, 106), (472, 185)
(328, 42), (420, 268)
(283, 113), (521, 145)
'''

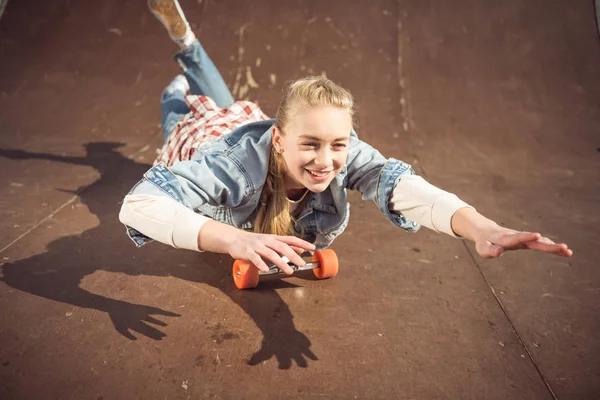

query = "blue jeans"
(160, 40), (234, 142)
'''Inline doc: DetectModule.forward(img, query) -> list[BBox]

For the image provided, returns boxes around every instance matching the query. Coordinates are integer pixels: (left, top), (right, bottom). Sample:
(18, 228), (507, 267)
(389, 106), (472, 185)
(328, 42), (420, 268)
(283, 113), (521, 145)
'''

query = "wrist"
(197, 219), (240, 254)
(451, 207), (498, 242)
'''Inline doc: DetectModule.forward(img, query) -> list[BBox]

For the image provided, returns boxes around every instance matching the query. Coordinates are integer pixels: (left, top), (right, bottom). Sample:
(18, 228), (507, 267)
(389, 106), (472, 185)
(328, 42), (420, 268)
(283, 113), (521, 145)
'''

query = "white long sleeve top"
(119, 174), (472, 251)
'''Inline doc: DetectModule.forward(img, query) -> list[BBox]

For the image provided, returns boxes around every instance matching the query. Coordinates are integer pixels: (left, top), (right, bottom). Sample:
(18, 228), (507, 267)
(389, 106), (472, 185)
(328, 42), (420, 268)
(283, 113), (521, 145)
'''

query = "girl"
(119, 0), (572, 275)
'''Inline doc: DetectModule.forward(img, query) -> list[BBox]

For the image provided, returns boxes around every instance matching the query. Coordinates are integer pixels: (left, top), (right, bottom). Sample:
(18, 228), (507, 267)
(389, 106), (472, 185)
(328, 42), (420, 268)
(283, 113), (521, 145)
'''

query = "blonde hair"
(253, 76), (355, 236)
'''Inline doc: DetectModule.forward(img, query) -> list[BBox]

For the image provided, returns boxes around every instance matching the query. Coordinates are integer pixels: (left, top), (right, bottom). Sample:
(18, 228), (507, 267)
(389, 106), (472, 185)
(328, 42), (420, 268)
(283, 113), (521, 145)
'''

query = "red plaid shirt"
(154, 95), (269, 166)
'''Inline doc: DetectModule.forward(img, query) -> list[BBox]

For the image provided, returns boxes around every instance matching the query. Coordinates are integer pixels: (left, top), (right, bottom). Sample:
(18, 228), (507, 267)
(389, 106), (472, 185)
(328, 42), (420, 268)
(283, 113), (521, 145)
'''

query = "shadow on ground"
(0, 144), (317, 369)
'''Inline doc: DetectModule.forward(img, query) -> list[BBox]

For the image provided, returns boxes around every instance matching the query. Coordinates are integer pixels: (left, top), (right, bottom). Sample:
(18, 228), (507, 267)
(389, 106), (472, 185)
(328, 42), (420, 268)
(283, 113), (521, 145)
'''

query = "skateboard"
(232, 249), (339, 289)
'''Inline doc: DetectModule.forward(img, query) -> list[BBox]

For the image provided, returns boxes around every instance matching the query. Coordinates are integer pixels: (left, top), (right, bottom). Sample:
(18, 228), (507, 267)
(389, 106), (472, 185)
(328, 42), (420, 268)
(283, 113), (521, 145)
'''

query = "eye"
(333, 143), (347, 148)
(303, 142), (319, 148)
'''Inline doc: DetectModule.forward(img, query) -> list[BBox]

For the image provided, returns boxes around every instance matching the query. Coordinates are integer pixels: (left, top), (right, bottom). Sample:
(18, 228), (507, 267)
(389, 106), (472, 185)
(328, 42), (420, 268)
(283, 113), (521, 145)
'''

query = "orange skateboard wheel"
(312, 249), (339, 279)
(233, 260), (259, 289)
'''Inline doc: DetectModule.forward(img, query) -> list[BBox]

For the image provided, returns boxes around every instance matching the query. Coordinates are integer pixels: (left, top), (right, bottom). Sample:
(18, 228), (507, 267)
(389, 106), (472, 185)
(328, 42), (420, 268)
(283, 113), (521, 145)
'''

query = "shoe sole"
(148, 0), (189, 39)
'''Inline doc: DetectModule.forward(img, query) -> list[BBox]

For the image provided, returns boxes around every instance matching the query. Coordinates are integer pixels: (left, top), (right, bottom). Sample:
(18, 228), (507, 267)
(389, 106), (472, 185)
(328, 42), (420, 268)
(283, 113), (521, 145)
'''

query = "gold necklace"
(286, 189), (309, 204)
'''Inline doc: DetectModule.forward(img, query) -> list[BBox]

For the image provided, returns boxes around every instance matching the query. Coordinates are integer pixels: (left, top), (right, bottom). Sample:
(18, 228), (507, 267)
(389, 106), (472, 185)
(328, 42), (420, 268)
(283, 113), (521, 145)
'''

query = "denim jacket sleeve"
(137, 156), (252, 208)
(345, 130), (421, 232)
(122, 153), (253, 246)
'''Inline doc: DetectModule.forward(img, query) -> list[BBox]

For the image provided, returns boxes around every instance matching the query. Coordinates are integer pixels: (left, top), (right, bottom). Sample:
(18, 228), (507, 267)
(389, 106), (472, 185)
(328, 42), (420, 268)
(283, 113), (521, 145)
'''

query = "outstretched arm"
(450, 207), (572, 258)
(390, 175), (572, 258)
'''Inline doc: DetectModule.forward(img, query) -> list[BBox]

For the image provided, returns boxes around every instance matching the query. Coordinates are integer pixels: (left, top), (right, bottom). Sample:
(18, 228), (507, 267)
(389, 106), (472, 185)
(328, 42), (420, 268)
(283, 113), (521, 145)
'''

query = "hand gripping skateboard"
(232, 249), (339, 289)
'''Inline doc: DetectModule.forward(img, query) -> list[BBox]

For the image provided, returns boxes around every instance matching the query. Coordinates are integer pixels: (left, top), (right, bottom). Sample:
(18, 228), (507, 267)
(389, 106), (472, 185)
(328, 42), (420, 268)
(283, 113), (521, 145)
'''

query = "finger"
(269, 240), (306, 267)
(144, 316), (167, 327)
(277, 354), (292, 370)
(256, 246), (294, 275)
(303, 348), (319, 361)
(534, 238), (572, 257)
(498, 232), (541, 248)
(555, 247), (573, 257)
(293, 354), (308, 368)
(248, 253), (269, 273)
(115, 326), (137, 341)
(152, 308), (181, 318)
(489, 243), (505, 258)
(535, 236), (556, 245)
(290, 246), (306, 255)
(478, 241), (505, 258)
(524, 241), (562, 253)
(277, 235), (316, 251)
(525, 241), (572, 256)
(247, 347), (273, 366)
(132, 321), (167, 341)
(560, 243), (573, 255)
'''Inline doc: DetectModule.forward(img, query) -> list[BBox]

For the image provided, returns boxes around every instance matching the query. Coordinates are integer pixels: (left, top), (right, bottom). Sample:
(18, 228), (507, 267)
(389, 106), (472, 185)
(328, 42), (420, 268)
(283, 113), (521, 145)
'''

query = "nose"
(314, 148), (333, 169)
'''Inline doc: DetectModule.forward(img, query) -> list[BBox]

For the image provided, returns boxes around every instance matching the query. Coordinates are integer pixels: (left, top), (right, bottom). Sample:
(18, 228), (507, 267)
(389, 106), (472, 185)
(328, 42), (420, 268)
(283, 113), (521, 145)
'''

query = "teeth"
(307, 170), (329, 177)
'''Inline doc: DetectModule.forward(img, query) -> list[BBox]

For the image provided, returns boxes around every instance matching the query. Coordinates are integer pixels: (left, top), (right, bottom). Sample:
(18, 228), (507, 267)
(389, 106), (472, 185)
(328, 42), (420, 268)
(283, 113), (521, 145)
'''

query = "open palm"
(475, 226), (572, 259)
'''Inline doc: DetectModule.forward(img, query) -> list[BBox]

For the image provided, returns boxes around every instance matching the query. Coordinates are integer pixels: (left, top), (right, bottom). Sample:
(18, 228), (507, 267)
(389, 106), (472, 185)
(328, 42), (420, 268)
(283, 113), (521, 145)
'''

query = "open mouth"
(306, 169), (330, 177)
(305, 169), (332, 181)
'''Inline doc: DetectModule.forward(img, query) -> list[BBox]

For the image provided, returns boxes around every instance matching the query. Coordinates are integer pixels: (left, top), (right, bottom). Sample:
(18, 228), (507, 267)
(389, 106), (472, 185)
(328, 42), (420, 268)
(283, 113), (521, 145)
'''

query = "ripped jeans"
(159, 40), (234, 142)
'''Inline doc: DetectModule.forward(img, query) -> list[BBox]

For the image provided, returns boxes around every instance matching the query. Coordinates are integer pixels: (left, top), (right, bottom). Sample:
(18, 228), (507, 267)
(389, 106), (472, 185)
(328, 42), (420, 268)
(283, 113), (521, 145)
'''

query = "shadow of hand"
(106, 300), (181, 341)
(248, 329), (318, 369)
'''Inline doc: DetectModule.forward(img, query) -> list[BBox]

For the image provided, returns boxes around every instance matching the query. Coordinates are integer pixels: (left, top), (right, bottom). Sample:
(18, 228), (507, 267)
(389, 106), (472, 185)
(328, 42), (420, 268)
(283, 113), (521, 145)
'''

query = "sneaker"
(148, 0), (195, 47)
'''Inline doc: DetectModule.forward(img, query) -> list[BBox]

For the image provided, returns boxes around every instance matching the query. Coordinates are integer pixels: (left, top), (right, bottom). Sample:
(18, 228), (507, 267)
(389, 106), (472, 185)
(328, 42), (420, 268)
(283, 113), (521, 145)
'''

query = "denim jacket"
(124, 119), (420, 249)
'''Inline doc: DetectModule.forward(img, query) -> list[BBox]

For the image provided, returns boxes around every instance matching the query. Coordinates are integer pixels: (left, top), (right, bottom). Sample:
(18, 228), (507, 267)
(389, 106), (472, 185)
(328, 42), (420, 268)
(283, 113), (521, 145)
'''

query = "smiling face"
(272, 105), (352, 194)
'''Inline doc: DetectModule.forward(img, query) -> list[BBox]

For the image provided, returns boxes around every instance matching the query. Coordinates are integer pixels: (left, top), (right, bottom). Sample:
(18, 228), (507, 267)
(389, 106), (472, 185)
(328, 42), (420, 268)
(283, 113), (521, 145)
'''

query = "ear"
(271, 126), (283, 149)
